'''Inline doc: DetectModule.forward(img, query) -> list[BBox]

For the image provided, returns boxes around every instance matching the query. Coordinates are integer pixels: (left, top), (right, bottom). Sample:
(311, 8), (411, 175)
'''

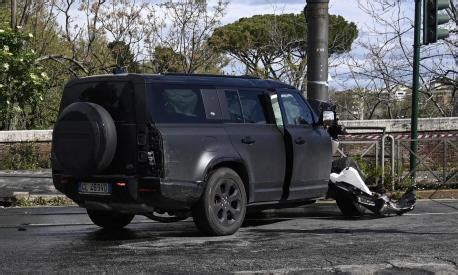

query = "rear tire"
(332, 157), (366, 217)
(192, 168), (247, 236)
(87, 209), (134, 230)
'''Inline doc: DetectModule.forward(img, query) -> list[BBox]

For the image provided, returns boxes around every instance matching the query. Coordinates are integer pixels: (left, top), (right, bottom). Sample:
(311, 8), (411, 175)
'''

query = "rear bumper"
(52, 174), (204, 212)
(160, 179), (204, 203)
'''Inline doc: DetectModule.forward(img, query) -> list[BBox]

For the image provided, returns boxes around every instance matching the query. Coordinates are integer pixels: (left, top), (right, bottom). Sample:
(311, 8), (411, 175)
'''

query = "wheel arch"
(205, 159), (252, 203)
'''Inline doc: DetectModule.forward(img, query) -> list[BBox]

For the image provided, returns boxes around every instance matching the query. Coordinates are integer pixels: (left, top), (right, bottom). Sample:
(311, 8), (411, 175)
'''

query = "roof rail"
(161, 73), (260, 79)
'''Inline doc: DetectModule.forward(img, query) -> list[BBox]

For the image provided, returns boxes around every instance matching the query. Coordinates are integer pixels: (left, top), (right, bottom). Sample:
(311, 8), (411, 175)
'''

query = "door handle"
(294, 137), (305, 145)
(241, 136), (255, 144)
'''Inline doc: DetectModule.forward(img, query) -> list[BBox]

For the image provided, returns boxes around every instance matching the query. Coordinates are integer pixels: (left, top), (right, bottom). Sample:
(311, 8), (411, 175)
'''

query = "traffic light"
(423, 0), (452, 45)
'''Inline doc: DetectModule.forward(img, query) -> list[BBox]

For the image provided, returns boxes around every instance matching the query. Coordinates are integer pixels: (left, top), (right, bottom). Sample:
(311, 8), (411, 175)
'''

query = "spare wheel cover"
(52, 102), (117, 177)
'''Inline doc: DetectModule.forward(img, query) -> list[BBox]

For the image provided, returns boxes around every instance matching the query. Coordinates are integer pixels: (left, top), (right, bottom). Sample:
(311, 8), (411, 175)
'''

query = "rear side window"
(148, 85), (207, 123)
(223, 90), (267, 124)
(224, 90), (243, 123)
(239, 90), (267, 124)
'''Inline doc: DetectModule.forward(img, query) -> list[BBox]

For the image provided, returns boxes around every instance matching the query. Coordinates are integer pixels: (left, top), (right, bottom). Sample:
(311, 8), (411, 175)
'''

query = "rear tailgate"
(57, 76), (144, 176)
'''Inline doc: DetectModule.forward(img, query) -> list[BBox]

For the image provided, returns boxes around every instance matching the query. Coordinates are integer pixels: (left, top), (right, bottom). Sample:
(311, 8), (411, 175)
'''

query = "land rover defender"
(52, 74), (334, 235)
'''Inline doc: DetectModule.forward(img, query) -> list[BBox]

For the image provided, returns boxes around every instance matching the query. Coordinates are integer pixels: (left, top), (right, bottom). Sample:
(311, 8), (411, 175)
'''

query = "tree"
(337, 0), (456, 119)
(146, 0), (229, 74)
(100, 0), (148, 72)
(0, 27), (49, 130)
(1, 0), (116, 129)
(150, 46), (184, 73)
(108, 40), (139, 72)
(209, 12), (358, 89)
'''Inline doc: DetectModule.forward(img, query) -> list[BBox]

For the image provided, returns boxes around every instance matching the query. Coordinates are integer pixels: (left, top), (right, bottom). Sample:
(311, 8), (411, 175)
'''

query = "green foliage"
(108, 41), (139, 73)
(0, 27), (50, 130)
(353, 157), (383, 187)
(209, 12), (358, 84)
(328, 15), (359, 54)
(152, 46), (184, 73)
(0, 143), (50, 170)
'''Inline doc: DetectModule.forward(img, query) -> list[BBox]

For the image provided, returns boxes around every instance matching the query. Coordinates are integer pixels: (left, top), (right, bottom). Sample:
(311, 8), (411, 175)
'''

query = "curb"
(1, 192), (76, 207)
(416, 189), (458, 199)
(1, 190), (457, 207)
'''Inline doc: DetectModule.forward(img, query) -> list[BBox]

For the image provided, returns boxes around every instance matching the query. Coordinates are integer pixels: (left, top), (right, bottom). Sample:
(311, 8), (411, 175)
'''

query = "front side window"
(280, 92), (314, 125)
(149, 85), (206, 123)
(270, 93), (283, 126)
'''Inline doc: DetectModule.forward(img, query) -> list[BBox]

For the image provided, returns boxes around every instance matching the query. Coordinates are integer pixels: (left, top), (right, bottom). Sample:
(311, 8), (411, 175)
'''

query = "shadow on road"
(87, 228), (141, 241)
(249, 228), (455, 236)
(246, 208), (385, 221)
(242, 218), (291, 227)
(86, 227), (205, 241)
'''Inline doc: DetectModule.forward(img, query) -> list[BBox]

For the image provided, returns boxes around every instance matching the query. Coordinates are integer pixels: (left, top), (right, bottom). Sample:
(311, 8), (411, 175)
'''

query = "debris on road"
(330, 166), (416, 216)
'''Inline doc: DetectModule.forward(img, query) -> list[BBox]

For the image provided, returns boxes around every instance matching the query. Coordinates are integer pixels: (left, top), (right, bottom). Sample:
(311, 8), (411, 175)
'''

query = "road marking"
(403, 211), (458, 216)
(2, 211), (458, 229)
(234, 262), (458, 274)
(0, 220), (167, 228)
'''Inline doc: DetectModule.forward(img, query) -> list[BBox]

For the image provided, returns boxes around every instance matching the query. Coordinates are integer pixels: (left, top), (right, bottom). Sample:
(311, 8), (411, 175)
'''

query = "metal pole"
(410, 0), (422, 185)
(305, 0), (329, 110)
(11, 0), (17, 30)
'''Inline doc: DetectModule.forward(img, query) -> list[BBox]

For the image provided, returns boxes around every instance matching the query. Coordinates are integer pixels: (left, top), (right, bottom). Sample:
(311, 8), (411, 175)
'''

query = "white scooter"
(323, 107), (415, 217)
(328, 160), (416, 217)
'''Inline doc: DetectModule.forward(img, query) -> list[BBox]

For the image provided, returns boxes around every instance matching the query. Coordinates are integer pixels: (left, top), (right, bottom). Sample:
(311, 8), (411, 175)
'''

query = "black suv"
(52, 74), (333, 235)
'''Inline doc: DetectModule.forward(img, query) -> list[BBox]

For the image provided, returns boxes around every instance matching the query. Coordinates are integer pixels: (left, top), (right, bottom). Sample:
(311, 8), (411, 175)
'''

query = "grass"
(14, 196), (75, 207)
(0, 142), (50, 170)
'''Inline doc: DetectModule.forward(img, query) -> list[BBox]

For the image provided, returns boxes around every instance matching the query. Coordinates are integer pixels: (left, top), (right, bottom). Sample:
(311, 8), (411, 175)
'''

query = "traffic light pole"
(410, 0), (422, 184)
(305, 0), (329, 110)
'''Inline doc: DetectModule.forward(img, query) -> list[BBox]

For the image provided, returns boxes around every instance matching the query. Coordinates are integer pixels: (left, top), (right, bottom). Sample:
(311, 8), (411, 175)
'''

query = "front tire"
(335, 193), (366, 217)
(192, 168), (247, 236)
(87, 209), (134, 230)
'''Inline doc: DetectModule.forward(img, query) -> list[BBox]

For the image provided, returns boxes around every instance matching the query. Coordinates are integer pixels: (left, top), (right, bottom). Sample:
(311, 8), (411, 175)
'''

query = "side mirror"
(322, 110), (335, 126)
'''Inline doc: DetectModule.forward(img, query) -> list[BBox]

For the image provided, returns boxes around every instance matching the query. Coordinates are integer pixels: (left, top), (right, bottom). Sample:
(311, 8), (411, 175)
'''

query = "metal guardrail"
(395, 138), (457, 187)
(1, 130), (457, 190)
(337, 135), (457, 191)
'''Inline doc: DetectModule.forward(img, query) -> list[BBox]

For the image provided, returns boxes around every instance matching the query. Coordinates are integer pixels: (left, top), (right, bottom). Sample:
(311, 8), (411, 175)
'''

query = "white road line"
(2, 211), (458, 228)
(0, 220), (164, 228)
(403, 211), (458, 216)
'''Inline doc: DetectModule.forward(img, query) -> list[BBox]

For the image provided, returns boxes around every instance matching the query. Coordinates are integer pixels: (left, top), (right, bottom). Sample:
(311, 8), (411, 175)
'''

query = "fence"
(337, 134), (457, 191)
(1, 130), (457, 191)
(394, 138), (457, 187)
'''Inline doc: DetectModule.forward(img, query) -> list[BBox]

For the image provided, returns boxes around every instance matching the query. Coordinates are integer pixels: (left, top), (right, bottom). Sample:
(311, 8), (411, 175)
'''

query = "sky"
(223, 0), (365, 26)
(217, 0), (413, 89)
(218, 0), (455, 90)
(58, 0), (455, 90)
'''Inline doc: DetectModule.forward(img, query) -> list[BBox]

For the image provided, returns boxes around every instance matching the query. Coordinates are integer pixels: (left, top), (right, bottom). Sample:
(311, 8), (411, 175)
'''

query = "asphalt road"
(0, 200), (457, 274)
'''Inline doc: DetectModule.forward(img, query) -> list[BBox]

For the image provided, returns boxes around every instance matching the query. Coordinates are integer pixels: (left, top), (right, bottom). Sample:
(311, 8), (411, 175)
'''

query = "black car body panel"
(52, 74), (332, 213)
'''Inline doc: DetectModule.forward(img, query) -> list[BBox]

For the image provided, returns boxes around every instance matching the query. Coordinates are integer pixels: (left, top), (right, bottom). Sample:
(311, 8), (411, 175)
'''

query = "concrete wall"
(0, 130), (52, 143)
(340, 117), (458, 133)
(0, 117), (457, 143)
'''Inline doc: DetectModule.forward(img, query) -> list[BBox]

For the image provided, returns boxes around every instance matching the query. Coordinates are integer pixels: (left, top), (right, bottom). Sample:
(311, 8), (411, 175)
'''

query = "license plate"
(78, 182), (111, 194)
